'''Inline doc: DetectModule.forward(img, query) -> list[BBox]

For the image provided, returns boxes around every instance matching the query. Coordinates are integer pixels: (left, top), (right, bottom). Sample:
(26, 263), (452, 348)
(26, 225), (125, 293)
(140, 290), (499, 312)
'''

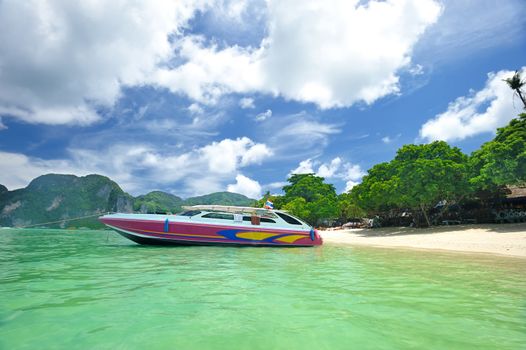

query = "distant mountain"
(184, 191), (256, 207)
(134, 191), (184, 214)
(0, 174), (257, 228)
(135, 191), (256, 214)
(0, 174), (133, 229)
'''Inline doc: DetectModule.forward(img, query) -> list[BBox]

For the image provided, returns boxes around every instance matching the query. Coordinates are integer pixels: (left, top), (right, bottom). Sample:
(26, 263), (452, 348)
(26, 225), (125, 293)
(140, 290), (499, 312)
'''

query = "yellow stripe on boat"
(236, 232), (280, 241)
(274, 235), (306, 243)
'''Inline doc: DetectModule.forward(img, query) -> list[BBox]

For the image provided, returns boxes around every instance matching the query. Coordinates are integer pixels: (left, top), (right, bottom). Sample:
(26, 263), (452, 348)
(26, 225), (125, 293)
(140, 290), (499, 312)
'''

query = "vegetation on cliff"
(0, 174), (133, 229)
(134, 191), (184, 214)
(0, 176), (256, 229)
(183, 192), (255, 207)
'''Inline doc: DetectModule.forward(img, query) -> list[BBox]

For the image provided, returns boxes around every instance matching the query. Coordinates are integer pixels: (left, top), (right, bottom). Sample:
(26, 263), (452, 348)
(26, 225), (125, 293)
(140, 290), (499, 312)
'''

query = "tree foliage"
(134, 191), (183, 214)
(257, 174), (342, 226)
(281, 174), (339, 225)
(469, 114), (526, 189)
(0, 174), (134, 229)
(337, 192), (366, 221)
(352, 141), (470, 226)
(282, 197), (310, 221)
(351, 162), (398, 213)
(282, 174), (337, 201)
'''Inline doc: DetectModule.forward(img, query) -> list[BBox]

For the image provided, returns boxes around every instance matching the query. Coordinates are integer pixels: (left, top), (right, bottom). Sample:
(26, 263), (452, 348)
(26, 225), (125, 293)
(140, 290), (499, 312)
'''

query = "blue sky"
(0, 0), (525, 198)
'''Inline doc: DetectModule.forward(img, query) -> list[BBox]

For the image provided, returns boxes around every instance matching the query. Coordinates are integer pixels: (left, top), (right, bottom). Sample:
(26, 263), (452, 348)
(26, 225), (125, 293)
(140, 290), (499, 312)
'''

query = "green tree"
(337, 192), (366, 222)
(469, 114), (526, 189)
(351, 162), (399, 214)
(283, 173), (336, 201)
(395, 142), (469, 226)
(255, 191), (285, 209)
(278, 173), (339, 226)
(282, 197), (310, 220)
(352, 141), (470, 226)
(257, 175), (351, 226)
(307, 195), (340, 226)
(503, 70), (526, 109)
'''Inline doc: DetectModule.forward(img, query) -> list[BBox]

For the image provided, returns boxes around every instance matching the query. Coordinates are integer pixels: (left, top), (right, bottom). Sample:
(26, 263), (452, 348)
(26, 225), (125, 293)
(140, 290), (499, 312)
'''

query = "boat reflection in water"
(99, 205), (323, 247)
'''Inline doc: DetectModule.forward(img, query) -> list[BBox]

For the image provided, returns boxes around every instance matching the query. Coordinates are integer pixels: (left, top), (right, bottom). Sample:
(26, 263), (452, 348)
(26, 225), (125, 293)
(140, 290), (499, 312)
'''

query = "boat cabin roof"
(181, 205), (275, 215)
(178, 205), (311, 229)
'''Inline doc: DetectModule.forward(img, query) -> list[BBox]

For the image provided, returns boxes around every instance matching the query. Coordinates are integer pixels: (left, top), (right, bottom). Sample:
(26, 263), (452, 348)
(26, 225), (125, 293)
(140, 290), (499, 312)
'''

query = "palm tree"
(503, 70), (526, 109)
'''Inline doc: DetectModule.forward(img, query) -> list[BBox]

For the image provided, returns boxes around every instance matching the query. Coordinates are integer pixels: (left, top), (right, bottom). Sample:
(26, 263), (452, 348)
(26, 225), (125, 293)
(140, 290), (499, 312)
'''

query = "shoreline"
(319, 223), (526, 259)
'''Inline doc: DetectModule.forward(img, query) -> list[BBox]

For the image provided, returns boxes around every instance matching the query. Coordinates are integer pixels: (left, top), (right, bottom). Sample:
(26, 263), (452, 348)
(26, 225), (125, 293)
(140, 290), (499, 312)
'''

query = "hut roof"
(506, 185), (526, 199)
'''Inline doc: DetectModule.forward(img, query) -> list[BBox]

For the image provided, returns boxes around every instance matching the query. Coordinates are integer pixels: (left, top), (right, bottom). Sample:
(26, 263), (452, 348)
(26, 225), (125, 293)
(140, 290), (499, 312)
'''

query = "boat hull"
(100, 216), (323, 247)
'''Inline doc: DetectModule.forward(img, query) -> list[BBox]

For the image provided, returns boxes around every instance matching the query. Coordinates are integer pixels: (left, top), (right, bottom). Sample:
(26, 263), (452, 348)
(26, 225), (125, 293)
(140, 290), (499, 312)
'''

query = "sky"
(0, 0), (525, 199)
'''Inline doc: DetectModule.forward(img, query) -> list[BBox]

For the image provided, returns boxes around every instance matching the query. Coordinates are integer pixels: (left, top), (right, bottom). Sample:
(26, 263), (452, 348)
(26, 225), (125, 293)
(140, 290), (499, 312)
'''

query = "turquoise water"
(1, 229), (525, 349)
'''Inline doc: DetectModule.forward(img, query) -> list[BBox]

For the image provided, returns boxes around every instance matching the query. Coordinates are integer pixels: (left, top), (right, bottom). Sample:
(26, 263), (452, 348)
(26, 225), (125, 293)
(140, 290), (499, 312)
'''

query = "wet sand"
(319, 223), (526, 258)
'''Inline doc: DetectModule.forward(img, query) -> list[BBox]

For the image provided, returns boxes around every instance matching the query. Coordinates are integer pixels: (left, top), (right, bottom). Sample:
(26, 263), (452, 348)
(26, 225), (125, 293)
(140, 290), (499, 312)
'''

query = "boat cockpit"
(177, 206), (310, 229)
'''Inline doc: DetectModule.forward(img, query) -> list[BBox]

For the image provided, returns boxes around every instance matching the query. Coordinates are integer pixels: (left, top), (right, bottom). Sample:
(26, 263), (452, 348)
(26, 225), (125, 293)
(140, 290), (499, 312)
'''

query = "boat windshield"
(276, 212), (303, 225)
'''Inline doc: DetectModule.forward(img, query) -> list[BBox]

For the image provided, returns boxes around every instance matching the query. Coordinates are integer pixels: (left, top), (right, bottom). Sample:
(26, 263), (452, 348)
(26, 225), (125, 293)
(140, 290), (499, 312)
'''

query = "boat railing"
(181, 205), (272, 215)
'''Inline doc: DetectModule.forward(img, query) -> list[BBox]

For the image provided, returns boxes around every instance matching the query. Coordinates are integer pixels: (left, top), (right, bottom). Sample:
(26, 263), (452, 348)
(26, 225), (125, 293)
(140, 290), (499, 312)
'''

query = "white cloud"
(114, 136), (272, 195)
(342, 163), (366, 191)
(0, 137), (272, 197)
(419, 68), (523, 142)
(291, 159), (315, 175)
(151, 36), (263, 104)
(255, 109), (272, 122)
(0, 0), (209, 125)
(382, 136), (392, 144)
(240, 143), (273, 165)
(408, 64), (424, 76)
(200, 137), (272, 174)
(221, 0), (249, 21)
(0, 151), (91, 190)
(0, 0), (443, 125)
(317, 157), (342, 178)
(157, 0), (442, 108)
(269, 116), (341, 156)
(227, 174), (262, 198)
(188, 103), (204, 114)
(344, 180), (360, 192)
(239, 97), (255, 109)
(260, 0), (442, 108)
(343, 163), (366, 182)
(290, 156), (365, 192)
(265, 181), (288, 190)
(381, 134), (401, 144)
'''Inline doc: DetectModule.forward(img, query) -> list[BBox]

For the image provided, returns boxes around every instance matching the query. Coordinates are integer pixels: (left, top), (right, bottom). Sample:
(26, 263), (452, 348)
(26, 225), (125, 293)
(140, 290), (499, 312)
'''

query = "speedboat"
(99, 205), (323, 247)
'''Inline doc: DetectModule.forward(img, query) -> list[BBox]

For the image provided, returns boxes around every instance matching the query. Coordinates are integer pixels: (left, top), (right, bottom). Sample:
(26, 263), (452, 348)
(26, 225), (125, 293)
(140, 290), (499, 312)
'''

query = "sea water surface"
(1, 229), (525, 349)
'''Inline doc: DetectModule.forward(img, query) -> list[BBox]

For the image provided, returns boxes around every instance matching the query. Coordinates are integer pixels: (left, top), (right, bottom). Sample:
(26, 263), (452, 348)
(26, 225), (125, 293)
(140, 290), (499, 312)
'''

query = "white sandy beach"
(319, 223), (526, 258)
